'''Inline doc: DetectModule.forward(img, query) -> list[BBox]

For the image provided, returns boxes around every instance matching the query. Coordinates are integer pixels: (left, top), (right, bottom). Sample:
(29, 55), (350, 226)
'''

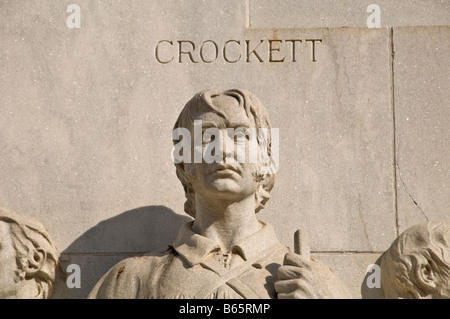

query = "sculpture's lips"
(208, 164), (241, 174)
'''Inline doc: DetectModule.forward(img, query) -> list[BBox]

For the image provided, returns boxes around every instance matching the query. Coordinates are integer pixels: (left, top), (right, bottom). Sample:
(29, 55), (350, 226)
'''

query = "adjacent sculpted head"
(0, 207), (59, 299)
(380, 221), (450, 299)
(172, 89), (277, 218)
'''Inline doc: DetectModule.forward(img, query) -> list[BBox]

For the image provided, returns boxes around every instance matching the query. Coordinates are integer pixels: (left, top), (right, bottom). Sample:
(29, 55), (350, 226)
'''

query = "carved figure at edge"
(381, 221), (450, 299)
(0, 207), (59, 299)
(88, 89), (351, 299)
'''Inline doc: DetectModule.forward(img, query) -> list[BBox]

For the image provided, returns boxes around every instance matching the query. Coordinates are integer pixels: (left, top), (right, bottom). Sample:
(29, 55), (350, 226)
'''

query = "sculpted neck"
(192, 193), (262, 252)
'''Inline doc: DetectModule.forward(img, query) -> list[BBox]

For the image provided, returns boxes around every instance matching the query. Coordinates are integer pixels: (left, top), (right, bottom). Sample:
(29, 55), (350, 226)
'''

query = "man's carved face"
(186, 95), (260, 202)
(0, 221), (19, 299)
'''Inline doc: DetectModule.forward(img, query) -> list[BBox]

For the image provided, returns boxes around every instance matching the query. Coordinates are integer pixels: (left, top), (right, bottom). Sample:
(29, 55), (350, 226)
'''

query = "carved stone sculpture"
(0, 207), (59, 299)
(380, 221), (450, 299)
(88, 89), (351, 299)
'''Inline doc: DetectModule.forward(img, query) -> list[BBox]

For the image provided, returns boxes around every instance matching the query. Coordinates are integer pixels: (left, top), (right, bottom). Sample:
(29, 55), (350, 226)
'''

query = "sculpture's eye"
(233, 127), (251, 143)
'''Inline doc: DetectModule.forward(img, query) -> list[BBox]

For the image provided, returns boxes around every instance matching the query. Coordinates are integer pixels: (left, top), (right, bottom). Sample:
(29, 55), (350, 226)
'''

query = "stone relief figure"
(0, 207), (59, 299)
(380, 221), (450, 299)
(88, 89), (351, 299)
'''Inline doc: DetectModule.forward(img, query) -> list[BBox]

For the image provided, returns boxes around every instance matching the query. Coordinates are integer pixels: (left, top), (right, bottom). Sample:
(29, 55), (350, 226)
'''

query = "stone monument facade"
(0, 1), (449, 298)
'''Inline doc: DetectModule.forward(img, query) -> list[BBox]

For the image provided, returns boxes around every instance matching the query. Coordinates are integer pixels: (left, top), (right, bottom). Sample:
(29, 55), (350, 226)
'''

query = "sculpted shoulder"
(88, 247), (174, 299)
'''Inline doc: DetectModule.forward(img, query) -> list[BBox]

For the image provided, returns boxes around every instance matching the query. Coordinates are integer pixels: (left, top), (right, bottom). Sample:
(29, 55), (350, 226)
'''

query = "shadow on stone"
(360, 253), (385, 299)
(65, 205), (191, 253)
(52, 205), (192, 298)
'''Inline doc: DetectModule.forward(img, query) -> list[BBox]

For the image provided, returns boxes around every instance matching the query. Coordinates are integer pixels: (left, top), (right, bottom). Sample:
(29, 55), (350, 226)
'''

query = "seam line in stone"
(390, 27), (399, 237)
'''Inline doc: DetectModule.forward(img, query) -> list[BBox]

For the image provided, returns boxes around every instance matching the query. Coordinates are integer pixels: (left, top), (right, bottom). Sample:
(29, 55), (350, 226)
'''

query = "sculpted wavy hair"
(172, 89), (277, 218)
(0, 208), (59, 299)
(380, 222), (450, 299)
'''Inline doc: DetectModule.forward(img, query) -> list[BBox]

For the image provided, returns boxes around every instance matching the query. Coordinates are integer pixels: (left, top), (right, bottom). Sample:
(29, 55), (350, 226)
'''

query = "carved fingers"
(275, 252), (333, 299)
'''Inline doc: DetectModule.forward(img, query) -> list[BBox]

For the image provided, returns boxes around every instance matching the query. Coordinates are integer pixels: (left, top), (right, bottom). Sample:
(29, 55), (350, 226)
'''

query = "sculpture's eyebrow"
(200, 121), (220, 129)
(201, 121), (252, 131)
(225, 119), (253, 128)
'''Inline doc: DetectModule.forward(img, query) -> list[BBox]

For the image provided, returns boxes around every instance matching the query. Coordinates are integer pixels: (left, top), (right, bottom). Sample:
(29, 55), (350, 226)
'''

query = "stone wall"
(0, 0), (449, 298)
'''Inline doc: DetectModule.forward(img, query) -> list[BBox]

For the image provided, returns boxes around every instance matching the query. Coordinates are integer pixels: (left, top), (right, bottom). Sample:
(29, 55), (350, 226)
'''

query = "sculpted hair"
(0, 208), (59, 299)
(380, 222), (450, 299)
(173, 89), (277, 218)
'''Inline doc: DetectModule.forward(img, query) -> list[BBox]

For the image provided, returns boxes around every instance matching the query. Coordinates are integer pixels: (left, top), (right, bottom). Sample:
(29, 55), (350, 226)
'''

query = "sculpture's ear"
(25, 248), (46, 275)
(415, 260), (436, 294)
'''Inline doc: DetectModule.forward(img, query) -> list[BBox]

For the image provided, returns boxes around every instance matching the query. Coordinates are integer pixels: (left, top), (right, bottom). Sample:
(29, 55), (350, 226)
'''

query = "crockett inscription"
(155, 38), (322, 64)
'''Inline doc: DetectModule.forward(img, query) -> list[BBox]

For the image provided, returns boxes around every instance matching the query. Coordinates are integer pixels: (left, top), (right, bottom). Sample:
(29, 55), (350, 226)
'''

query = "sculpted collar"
(172, 221), (280, 267)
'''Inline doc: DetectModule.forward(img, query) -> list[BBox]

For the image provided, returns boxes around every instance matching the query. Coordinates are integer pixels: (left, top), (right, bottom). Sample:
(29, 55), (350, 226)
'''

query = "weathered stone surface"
(252, 27), (396, 252)
(250, 0), (450, 28)
(0, 1), (404, 298)
(393, 26), (450, 233)
(0, 0), (247, 253)
(312, 252), (384, 299)
(0, 2), (396, 255)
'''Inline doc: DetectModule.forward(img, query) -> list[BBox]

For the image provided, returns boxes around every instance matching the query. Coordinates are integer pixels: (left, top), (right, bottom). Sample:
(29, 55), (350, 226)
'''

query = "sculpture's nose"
(220, 130), (235, 163)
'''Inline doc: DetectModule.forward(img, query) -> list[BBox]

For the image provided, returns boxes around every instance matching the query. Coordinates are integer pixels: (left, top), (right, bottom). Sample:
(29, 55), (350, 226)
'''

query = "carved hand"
(275, 252), (348, 299)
